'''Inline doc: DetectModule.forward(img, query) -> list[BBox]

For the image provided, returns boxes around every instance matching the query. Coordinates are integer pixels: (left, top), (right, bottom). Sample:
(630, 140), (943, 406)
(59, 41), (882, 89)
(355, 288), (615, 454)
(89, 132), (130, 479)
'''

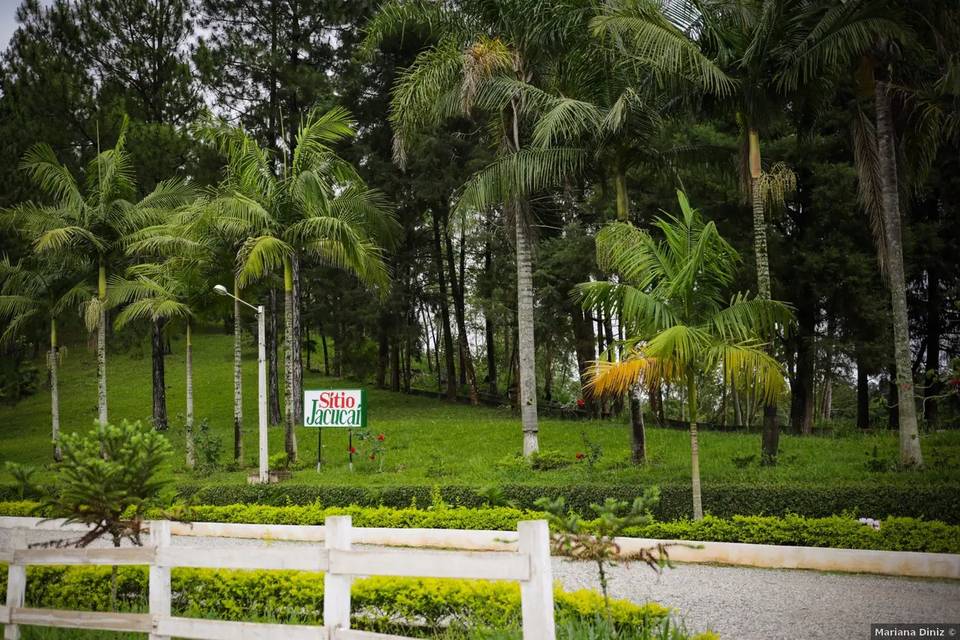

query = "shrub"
(130, 482), (960, 523)
(0, 565), (671, 634)
(192, 418), (224, 473)
(2, 481), (958, 523)
(4, 500), (956, 553)
(530, 450), (574, 471)
(44, 419), (173, 547)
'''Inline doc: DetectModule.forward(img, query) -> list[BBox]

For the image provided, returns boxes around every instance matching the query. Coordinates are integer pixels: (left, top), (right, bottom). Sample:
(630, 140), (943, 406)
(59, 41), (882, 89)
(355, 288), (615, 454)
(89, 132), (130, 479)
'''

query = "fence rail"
(1, 516), (556, 640)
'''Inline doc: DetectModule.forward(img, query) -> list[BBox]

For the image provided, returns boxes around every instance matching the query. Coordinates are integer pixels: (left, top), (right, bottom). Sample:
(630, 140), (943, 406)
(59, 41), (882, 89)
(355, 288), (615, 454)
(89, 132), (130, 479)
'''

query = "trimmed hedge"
(3, 482), (958, 522)
(2, 500), (958, 553)
(0, 565), (676, 635)
(171, 483), (960, 523)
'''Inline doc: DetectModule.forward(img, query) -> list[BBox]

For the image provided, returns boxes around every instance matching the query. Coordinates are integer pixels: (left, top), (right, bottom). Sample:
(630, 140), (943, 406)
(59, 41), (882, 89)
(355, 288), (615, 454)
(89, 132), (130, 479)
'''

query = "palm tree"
(0, 256), (92, 461)
(836, 0), (959, 467)
(366, 0), (594, 456)
(197, 106), (395, 463)
(578, 191), (792, 519)
(7, 118), (193, 427)
(111, 260), (204, 467)
(593, 0), (900, 460)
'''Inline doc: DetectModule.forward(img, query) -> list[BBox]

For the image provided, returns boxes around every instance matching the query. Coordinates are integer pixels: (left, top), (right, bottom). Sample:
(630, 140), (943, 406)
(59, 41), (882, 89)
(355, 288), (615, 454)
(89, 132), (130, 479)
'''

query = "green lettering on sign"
(303, 389), (367, 428)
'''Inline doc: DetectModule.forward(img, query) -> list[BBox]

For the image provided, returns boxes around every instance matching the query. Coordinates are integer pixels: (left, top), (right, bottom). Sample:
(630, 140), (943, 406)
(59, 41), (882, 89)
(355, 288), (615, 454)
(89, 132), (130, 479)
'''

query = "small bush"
(192, 418), (224, 473)
(0, 566), (671, 634)
(530, 450), (573, 471)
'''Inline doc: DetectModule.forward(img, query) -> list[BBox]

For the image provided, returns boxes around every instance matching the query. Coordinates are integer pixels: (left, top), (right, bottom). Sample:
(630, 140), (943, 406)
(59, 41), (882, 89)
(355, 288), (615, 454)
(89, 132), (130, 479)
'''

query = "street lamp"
(214, 284), (268, 483)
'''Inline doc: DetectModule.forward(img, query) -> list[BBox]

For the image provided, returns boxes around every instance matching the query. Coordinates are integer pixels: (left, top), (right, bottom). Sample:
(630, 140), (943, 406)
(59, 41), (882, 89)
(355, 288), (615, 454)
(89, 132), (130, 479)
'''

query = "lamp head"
(213, 284), (229, 296)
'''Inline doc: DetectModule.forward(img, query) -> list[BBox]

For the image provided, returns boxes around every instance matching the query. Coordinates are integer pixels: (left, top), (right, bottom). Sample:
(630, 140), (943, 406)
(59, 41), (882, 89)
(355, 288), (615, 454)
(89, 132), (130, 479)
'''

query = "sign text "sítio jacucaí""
(303, 389), (367, 428)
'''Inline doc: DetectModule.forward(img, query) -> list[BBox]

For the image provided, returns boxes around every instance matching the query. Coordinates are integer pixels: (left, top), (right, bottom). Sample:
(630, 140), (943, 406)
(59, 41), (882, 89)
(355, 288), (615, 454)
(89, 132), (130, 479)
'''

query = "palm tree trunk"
(49, 317), (62, 462)
(233, 278), (243, 463)
(687, 372), (703, 520)
(504, 92), (540, 455)
(614, 162), (646, 456)
(268, 287), (282, 424)
(97, 258), (108, 427)
(750, 131), (781, 464)
(151, 318), (168, 431)
(185, 317), (195, 469)
(875, 80), (923, 467)
(515, 207), (539, 456)
(283, 257), (298, 463)
(291, 254), (304, 426)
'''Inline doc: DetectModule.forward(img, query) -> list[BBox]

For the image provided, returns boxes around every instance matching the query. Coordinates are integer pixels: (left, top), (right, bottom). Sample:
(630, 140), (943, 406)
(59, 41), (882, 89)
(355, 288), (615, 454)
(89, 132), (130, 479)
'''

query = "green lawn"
(1, 331), (958, 488)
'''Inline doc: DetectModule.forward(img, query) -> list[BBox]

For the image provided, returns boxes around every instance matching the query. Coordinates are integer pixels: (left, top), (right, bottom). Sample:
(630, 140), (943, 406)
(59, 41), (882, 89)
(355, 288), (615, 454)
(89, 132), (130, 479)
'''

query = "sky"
(0, 0), (53, 53)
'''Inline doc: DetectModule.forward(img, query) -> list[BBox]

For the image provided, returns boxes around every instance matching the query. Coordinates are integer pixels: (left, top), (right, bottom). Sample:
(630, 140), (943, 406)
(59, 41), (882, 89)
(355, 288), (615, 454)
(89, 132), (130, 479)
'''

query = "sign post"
(304, 389), (367, 472)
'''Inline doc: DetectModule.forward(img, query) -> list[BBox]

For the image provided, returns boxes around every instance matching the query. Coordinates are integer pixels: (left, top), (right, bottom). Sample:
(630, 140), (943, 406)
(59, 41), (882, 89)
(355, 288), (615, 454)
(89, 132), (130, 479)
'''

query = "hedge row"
(0, 565), (692, 637)
(3, 482), (957, 522)
(170, 482), (960, 523)
(3, 500), (958, 553)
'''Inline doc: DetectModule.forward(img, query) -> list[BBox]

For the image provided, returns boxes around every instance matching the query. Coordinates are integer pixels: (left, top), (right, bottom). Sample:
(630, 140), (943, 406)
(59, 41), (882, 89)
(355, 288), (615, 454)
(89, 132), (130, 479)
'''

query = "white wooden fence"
(1, 516), (555, 640)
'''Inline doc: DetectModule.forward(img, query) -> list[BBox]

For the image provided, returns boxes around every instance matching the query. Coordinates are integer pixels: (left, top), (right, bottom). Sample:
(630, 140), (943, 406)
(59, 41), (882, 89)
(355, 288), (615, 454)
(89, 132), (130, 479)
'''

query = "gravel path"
(3, 528), (959, 639)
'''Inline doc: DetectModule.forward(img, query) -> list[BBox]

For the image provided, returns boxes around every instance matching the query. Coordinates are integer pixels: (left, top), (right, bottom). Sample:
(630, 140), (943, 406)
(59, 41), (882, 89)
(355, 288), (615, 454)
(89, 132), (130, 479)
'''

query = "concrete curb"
(614, 536), (960, 579)
(1, 517), (956, 579)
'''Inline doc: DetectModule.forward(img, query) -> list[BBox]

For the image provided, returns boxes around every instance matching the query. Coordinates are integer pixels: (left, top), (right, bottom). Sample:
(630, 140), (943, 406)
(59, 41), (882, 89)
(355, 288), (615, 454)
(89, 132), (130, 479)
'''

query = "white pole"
(324, 516), (353, 632)
(148, 520), (171, 640)
(518, 520), (556, 640)
(257, 305), (268, 483)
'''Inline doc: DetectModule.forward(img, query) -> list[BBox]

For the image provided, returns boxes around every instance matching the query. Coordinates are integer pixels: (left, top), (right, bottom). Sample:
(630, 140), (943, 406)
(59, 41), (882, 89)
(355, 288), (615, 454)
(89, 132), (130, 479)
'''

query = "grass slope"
(1, 331), (958, 488)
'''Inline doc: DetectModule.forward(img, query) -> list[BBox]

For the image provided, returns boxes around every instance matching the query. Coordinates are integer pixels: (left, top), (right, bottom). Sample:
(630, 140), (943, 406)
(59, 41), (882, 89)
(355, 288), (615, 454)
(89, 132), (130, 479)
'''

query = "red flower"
(576, 399), (586, 408)
(349, 446), (357, 455)
(575, 452), (585, 460)
(377, 433), (385, 441)
(949, 378), (960, 387)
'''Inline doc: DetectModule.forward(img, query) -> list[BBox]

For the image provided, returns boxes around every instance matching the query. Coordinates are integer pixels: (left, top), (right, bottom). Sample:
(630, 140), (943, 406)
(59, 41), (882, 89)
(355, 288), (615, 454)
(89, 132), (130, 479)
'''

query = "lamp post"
(214, 284), (268, 483)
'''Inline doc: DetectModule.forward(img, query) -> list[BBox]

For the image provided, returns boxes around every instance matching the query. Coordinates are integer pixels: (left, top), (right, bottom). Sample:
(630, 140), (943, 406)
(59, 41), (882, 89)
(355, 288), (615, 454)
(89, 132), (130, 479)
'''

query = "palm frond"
(236, 236), (294, 287)
(456, 148), (587, 213)
(591, 4), (735, 96)
(19, 144), (85, 211)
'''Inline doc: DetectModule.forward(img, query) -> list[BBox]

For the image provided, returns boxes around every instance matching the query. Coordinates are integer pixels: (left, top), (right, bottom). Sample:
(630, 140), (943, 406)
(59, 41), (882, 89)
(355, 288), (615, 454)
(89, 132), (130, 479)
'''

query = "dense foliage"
(1, 500), (956, 553)
(0, 566), (686, 636)
(0, 0), (957, 481)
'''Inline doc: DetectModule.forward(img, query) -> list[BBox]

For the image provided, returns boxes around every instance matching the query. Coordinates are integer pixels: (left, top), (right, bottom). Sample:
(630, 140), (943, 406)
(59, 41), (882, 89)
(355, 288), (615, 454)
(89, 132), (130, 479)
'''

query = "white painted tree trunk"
(49, 318), (61, 462)
(688, 373), (703, 520)
(233, 280), (243, 463)
(516, 211), (539, 457)
(97, 261), (108, 427)
(875, 80), (923, 467)
(185, 318), (195, 469)
(283, 258), (297, 463)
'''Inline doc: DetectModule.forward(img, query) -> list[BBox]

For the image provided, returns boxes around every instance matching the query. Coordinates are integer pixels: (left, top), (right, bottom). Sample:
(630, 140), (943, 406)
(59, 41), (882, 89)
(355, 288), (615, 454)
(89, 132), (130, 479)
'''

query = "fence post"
(518, 520), (555, 640)
(148, 520), (171, 640)
(324, 516), (352, 636)
(3, 530), (26, 640)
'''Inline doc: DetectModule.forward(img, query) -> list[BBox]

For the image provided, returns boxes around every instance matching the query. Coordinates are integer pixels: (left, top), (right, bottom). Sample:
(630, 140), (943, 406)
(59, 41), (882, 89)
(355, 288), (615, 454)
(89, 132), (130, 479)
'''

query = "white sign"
(303, 389), (367, 428)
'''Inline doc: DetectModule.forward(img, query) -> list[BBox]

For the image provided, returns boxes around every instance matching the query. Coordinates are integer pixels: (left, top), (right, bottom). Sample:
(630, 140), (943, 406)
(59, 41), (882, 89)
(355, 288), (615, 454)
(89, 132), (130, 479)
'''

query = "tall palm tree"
(593, 0), (899, 460)
(579, 191), (792, 519)
(198, 106), (395, 463)
(111, 260), (204, 467)
(0, 256), (92, 461)
(6, 118), (193, 427)
(366, 0), (594, 456)
(834, 0), (959, 467)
